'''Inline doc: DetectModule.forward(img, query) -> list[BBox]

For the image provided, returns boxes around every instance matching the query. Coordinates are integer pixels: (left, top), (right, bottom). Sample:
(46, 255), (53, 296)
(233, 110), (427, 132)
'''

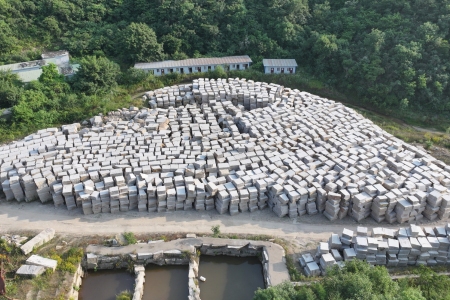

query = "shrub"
(116, 290), (132, 300)
(123, 232), (137, 245)
(211, 225), (221, 237)
(57, 247), (83, 273)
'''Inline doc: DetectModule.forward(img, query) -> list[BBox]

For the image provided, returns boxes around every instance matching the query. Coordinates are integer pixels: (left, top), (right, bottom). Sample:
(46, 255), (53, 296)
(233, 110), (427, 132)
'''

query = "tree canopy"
(1, 0), (449, 113)
(121, 22), (163, 63)
(253, 260), (450, 300)
(0, 0), (449, 141)
(72, 56), (120, 95)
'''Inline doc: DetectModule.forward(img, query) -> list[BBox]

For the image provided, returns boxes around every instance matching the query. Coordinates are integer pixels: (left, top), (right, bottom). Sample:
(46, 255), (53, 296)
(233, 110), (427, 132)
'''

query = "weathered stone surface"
(26, 255), (58, 271)
(16, 265), (46, 277)
(21, 228), (55, 255)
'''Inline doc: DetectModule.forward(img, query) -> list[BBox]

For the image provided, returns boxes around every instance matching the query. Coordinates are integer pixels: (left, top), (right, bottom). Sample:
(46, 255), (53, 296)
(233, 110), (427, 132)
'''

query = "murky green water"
(78, 270), (134, 300)
(142, 264), (189, 300)
(199, 256), (265, 300)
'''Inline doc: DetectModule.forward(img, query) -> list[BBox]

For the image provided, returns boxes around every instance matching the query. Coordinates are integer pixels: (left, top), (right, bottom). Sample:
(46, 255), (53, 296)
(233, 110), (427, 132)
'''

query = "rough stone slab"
(16, 264), (46, 277)
(21, 228), (55, 255)
(26, 254), (58, 271)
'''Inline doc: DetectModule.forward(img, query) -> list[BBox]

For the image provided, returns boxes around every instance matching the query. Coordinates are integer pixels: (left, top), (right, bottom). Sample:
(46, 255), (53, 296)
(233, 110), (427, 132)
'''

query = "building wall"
(264, 66), (296, 74)
(143, 63), (251, 76)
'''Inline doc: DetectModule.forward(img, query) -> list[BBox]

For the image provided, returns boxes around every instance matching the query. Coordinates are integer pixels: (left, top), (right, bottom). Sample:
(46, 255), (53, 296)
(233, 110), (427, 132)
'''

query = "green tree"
(12, 90), (58, 128)
(398, 288), (426, 300)
(72, 55), (120, 95)
(253, 282), (299, 300)
(253, 260), (412, 300)
(121, 22), (163, 63)
(211, 66), (227, 79)
(37, 63), (70, 98)
(118, 68), (147, 86)
(0, 20), (18, 55)
(0, 71), (23, 108)
(414, 265), (450, 300)
(39, 63), (64, 85)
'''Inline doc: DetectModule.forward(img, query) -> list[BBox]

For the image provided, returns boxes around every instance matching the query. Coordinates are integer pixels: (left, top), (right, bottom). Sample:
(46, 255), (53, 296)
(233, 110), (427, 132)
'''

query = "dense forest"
(1, 0), (450, 139)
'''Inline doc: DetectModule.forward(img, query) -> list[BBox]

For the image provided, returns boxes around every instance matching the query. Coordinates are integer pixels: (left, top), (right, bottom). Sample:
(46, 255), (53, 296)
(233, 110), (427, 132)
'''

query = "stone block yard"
(1, 78), (450, 299)
(0, 78), (449, 224)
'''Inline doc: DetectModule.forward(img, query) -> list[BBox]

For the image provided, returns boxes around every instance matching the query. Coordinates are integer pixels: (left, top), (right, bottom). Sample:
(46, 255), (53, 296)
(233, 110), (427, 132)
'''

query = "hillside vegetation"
(254, 260), (450, 300)
(1, 0), (450, 142)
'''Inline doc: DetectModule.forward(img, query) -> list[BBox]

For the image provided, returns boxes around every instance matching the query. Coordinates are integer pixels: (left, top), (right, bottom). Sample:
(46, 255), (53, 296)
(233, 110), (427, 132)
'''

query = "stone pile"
(1, 78), (450, 224)
(0, 234), (28, 246)
(302, 224), (450, 276)
(16, 254), (58, 278)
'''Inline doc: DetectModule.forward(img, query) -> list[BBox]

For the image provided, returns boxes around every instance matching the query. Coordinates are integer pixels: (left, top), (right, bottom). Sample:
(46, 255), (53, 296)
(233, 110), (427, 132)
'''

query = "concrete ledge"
(188, 258), (201, 300)
(67, 264), (84, 299)
(132, 265), (145, 300)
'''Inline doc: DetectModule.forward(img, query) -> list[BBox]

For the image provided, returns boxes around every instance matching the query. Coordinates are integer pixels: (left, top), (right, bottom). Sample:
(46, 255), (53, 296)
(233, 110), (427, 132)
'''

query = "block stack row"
(301, 224), (450, 276)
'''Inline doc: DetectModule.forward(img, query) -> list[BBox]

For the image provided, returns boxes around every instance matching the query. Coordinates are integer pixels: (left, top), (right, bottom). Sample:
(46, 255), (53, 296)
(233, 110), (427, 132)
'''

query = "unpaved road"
(1, 200), (449, 240)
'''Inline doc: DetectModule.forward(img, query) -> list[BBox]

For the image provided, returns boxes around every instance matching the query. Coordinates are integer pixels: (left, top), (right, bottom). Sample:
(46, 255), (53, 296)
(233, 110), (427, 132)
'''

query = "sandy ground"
(1, 199), (449, 241)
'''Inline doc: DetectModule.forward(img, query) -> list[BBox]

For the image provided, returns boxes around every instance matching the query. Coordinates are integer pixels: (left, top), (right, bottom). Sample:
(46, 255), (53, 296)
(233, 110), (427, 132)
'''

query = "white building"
(0, 50), (78, 83)
(134, 55), (252, 76)
(263, 59), (298, 74)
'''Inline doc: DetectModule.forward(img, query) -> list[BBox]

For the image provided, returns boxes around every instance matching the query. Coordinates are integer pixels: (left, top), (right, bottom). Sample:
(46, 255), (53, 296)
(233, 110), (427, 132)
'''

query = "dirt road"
(1, 200), (449, 240)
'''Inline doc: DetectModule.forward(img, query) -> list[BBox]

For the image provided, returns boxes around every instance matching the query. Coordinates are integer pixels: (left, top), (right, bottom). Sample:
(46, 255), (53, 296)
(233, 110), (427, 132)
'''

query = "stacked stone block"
(1, 78), (450, 223)
(302, 224), (450, 276)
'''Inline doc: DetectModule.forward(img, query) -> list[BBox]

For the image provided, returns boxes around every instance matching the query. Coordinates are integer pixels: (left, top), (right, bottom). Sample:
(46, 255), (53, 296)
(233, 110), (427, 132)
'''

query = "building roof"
(41, 50), (69, 59)
(0, 60), (45, 82)
(0, 50), (76, 83)
(263, 59), (298, 67)
(135, 55), (252, 69)
(17, 69), (43, 83)
(0, 60), (45, 72)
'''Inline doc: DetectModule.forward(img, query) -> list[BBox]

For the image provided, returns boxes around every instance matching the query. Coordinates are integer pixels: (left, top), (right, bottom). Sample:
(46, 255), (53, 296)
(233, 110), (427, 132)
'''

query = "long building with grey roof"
(134, 55), (252, 76)
(263, 59), (297, 74)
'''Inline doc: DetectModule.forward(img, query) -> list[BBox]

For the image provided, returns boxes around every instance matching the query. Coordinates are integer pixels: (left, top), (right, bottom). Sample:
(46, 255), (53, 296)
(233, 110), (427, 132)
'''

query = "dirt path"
(1, 200), (449, 240)
(411, 126), (444, 135)
(131, 92), (145, 100)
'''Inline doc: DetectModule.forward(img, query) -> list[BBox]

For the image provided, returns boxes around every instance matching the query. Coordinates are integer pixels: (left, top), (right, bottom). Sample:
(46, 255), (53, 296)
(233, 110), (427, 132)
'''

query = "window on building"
(176, 68), (179, 71)
(277, 68), (280, 71)
(157, 69), (160, 72)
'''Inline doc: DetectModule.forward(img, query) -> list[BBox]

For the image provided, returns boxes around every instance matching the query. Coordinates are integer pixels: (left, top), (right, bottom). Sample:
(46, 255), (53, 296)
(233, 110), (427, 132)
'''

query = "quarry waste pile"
(1, 78), (450, 224)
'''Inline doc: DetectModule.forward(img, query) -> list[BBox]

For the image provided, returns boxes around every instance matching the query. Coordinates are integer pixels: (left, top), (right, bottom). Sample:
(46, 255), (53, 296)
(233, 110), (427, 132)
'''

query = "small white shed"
(263, 59), (298, 74)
